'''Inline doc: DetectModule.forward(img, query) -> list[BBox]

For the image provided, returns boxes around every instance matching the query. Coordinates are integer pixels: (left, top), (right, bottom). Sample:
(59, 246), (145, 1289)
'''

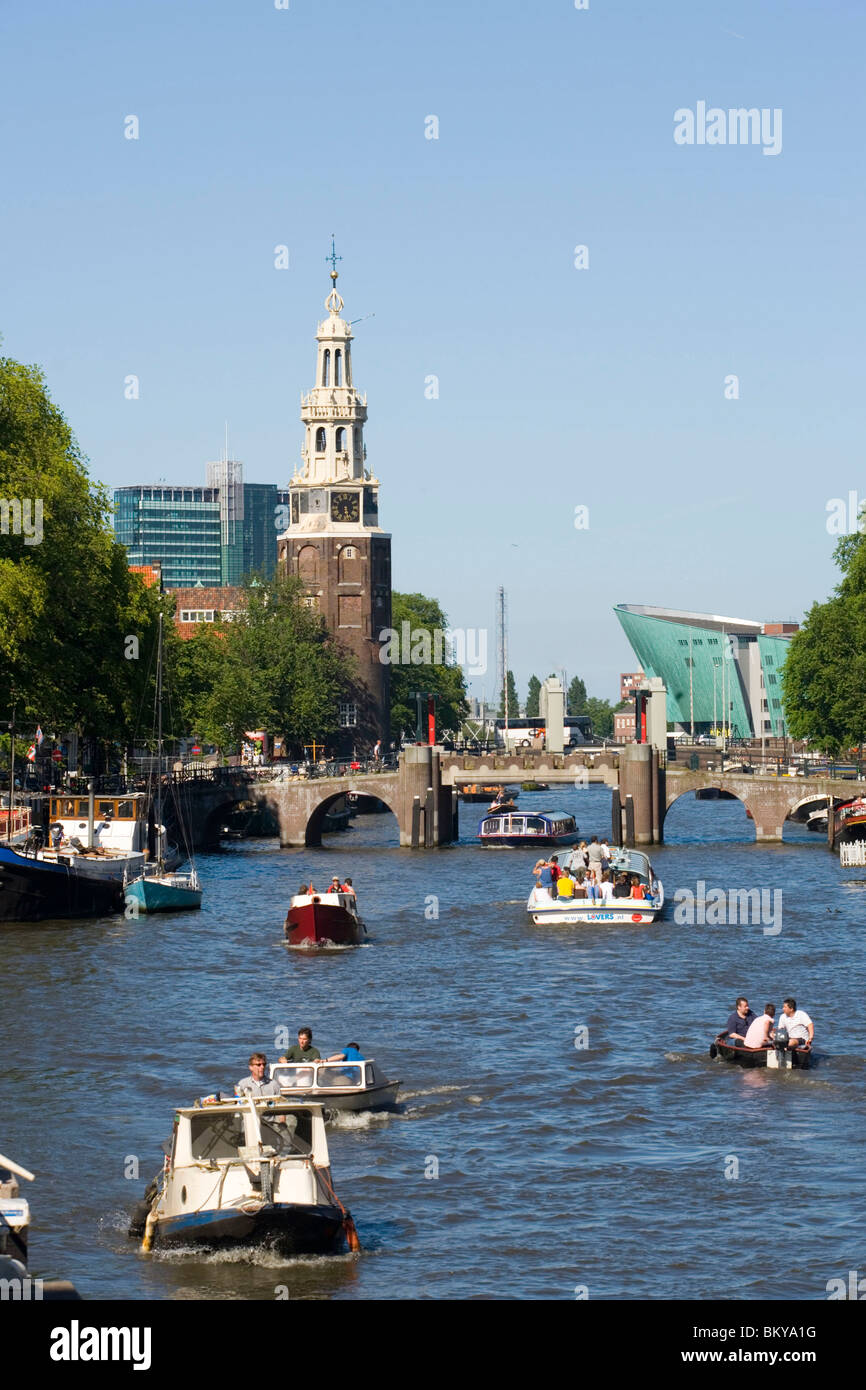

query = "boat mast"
(5, 693), (14, 844)
(156, 612), (163, 866)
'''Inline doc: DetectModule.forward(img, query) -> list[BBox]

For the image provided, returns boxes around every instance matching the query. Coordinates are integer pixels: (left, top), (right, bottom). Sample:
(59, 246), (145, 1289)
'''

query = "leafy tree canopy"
(525, 674), (541, 718)
(0, 353), (162, 740)
(568, 675), (587, 715)
(388, 592), (469, 741)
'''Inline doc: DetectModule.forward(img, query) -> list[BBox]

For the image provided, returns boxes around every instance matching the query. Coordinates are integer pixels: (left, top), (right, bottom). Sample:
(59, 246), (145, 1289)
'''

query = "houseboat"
(477, 810), (579, 848)
(834, 797), (866, 844)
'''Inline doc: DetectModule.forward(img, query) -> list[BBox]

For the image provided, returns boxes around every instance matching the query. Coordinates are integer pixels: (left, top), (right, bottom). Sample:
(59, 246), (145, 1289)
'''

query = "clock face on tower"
(331, 490), (360, 523)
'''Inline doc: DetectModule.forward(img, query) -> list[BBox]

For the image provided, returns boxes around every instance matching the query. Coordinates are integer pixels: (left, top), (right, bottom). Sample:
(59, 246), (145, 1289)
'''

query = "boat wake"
(150, 1243), (357, 1269)
(328, 1108), (394, 1130)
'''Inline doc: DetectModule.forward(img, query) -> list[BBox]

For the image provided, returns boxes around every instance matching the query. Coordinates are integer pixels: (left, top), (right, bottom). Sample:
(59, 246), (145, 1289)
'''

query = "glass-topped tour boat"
(526, 847), (664, 925)
(477, 810), (579, 848)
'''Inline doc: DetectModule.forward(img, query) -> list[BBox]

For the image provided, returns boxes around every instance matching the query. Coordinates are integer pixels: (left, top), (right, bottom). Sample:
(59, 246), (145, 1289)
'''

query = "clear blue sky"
(2, 0), (864, 705)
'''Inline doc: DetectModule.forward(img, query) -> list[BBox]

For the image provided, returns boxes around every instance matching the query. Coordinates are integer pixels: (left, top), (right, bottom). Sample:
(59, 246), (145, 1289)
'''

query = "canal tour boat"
(709, 1037), (812, 1070)
(477, 810), (579, 848)
(284, 886), (366, 947)
(129, 1093), (359, 1256)
(270, 1059), (400, 1114)
(526, 848), (664, 925)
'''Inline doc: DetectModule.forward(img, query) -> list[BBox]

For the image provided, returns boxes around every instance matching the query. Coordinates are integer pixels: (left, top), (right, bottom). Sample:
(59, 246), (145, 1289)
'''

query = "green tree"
(782, 534), (866, 753)
(0, 354), (163, 747)
(525, 674), (541, 718)
(568, 675), (587, 715)
(172, 574), (355, 751)
(498, 668), (519, 718)
(583, 696), (616, 739)
(381, 592), (469, 742)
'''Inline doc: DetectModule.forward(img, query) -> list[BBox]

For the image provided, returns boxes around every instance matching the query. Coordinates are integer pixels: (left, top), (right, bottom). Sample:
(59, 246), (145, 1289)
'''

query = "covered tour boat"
(526, 847), (664, 925)
(129, 1093), (359, 1255)
(709, 1037), (812, 1069)
(284, 887), (366, 947)
(270, 1059), (400, 1114)
(477, 810), (579, 848)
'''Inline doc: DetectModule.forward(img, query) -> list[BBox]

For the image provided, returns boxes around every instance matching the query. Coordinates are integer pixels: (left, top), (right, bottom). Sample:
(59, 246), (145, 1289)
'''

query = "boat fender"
(708, 1043), (717, 1060)
(343, 1213), (361, 1252)
(140, 1208), (157, 1253)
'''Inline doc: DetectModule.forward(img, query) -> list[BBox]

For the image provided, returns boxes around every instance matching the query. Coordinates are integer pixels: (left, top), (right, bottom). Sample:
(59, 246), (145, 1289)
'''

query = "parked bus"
(493, 716), (593, 750)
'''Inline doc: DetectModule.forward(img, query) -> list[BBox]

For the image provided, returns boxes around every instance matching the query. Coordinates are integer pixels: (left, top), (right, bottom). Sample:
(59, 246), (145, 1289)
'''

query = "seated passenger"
(585, 868), (601, 903)
(341, 877), (357, 898)
(743, 1004), (775, 1048)
(722, 997), (756, 1043)
(327, 1042), (365, 1061)
(556, 868), (575, 898)
(612, 874), (631, 899)
(630, 877), (647, 900)
(773, 997), (814, 1049)
(599, 870), (614, 905)
(572, 871), (588, 900)
(278, 1026), (322, 1063)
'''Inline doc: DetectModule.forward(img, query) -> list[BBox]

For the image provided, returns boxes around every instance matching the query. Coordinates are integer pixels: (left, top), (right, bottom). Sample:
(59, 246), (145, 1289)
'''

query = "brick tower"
(277, 260), (391, 755)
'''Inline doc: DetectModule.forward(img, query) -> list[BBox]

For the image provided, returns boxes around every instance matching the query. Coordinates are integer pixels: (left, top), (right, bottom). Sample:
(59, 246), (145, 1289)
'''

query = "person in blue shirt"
(722, 997), (756, 1042)
(328, 1042), (364, 1062)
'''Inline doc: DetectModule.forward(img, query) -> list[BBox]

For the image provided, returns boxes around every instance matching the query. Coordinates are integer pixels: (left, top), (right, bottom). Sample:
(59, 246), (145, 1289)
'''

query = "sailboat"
(125, 614), (203, 913)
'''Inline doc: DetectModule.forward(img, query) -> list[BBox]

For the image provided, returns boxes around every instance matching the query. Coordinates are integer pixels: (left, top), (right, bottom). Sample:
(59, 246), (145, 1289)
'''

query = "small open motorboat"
(284, 888), (366, 947)
(709, 1037), (812, 1069)
(270, 1059), (400, 1114)
(129, 1094), (359, 1255)
(526, 848), (664, 925)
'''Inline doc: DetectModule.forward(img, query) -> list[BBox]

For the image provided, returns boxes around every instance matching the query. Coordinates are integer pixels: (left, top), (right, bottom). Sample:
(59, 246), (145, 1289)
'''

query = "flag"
(26, 743), (36, 762)
(36, 725), (44, 746)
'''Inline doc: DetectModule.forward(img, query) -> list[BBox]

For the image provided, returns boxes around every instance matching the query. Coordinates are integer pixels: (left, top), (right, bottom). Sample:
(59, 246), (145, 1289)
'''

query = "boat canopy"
(173, 1098), (329, 1167)
(272, 1061), (374, 1091)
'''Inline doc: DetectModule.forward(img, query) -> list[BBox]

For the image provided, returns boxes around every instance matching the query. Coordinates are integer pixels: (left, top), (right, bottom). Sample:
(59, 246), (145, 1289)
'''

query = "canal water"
(4, 786), (865, 1300)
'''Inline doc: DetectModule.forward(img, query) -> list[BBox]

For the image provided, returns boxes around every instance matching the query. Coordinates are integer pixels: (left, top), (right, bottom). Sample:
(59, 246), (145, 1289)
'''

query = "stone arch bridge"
(166, 747), (456, 849)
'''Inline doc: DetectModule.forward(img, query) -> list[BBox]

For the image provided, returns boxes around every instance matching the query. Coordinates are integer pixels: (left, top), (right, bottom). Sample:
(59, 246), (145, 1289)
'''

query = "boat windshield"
(316, 1064), (363, 1088)
(271, 1065), (316, 1089)
(259, 1110), (313, 1155)
(190, 1111), (246, 1160)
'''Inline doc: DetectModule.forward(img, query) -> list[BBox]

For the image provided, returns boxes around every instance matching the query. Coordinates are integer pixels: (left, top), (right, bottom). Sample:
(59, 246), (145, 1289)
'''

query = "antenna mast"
(496, 586), (509, 736)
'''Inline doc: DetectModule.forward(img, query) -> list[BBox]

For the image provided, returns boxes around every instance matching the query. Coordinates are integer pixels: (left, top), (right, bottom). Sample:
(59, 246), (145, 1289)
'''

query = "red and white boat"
(834, 797), (866, 843)
(284, 888), (366, 947)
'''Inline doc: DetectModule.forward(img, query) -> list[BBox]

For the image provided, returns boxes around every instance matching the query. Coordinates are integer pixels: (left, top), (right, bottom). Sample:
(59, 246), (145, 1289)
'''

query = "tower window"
(335, 350), (343, 386)
(336, 427), (347, 452)
(322, 350), (330, 387)
(339, 702), (357, 728)
(315, 427), (326, 452)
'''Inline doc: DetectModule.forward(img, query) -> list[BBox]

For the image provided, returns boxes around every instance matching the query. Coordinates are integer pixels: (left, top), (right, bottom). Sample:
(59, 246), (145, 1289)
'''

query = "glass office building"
(614, 604), (794, 738)
(114, 466), (280, 590)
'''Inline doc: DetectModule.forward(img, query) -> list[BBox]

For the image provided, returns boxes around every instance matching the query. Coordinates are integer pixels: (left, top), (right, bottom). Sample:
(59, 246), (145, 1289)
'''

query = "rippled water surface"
(5, 787), (866, 1300)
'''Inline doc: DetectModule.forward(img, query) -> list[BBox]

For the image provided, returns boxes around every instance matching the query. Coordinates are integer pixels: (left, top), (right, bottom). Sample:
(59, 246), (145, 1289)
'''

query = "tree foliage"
(0, 354), (162, 742)
(169, 574), (355, 751)
(568, 675), (587, 715)
(388, 592), (469, 741)
(498, 668), (519, 718)
(525, 674), (541, 718)
(782, 535), (866, 753)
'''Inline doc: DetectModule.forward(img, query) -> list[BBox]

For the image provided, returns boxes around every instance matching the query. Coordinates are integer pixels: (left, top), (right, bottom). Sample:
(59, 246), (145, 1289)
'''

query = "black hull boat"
(710, 1037), (812, 1069)
(0, 844), (123, 923)
(130, 1199), (346, 1254)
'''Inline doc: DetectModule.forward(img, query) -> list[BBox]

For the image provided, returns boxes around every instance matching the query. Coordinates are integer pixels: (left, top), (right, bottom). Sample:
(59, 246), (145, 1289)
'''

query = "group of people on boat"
(532, 840), (654, 905)
(297, 876), (357, 899)
(720, 996), (814, 1050)
(236, 1029), (365, 1095)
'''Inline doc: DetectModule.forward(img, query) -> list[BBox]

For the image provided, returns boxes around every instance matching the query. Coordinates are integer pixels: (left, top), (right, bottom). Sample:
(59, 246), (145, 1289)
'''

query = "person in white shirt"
(236, 1052), (281, 1096)
(773, 998), (814, 1049)
(744, 1004), (775, 1048)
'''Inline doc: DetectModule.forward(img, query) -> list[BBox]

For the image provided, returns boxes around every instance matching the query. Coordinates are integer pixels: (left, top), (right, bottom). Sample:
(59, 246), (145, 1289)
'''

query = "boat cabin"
(271, 1060), (384, 1094)
(478, 811), (578, 845)
(47, 793), (154, 855)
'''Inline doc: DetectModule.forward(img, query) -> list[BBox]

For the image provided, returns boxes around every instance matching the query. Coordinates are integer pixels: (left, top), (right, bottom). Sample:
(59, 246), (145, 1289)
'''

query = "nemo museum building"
(614, 605), (796, 740)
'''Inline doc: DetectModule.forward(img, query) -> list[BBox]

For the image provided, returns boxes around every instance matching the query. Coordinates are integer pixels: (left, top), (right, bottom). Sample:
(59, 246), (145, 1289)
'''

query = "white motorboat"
(130, 1093), (359, 1255)
(270, 1059), (400, 1114)
(527, 847), (664, 925)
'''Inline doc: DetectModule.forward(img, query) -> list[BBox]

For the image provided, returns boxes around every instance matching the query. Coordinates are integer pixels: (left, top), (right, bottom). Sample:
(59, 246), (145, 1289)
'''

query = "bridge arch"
(663, 785), (756, 842)
(303, 789), (400, 847)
